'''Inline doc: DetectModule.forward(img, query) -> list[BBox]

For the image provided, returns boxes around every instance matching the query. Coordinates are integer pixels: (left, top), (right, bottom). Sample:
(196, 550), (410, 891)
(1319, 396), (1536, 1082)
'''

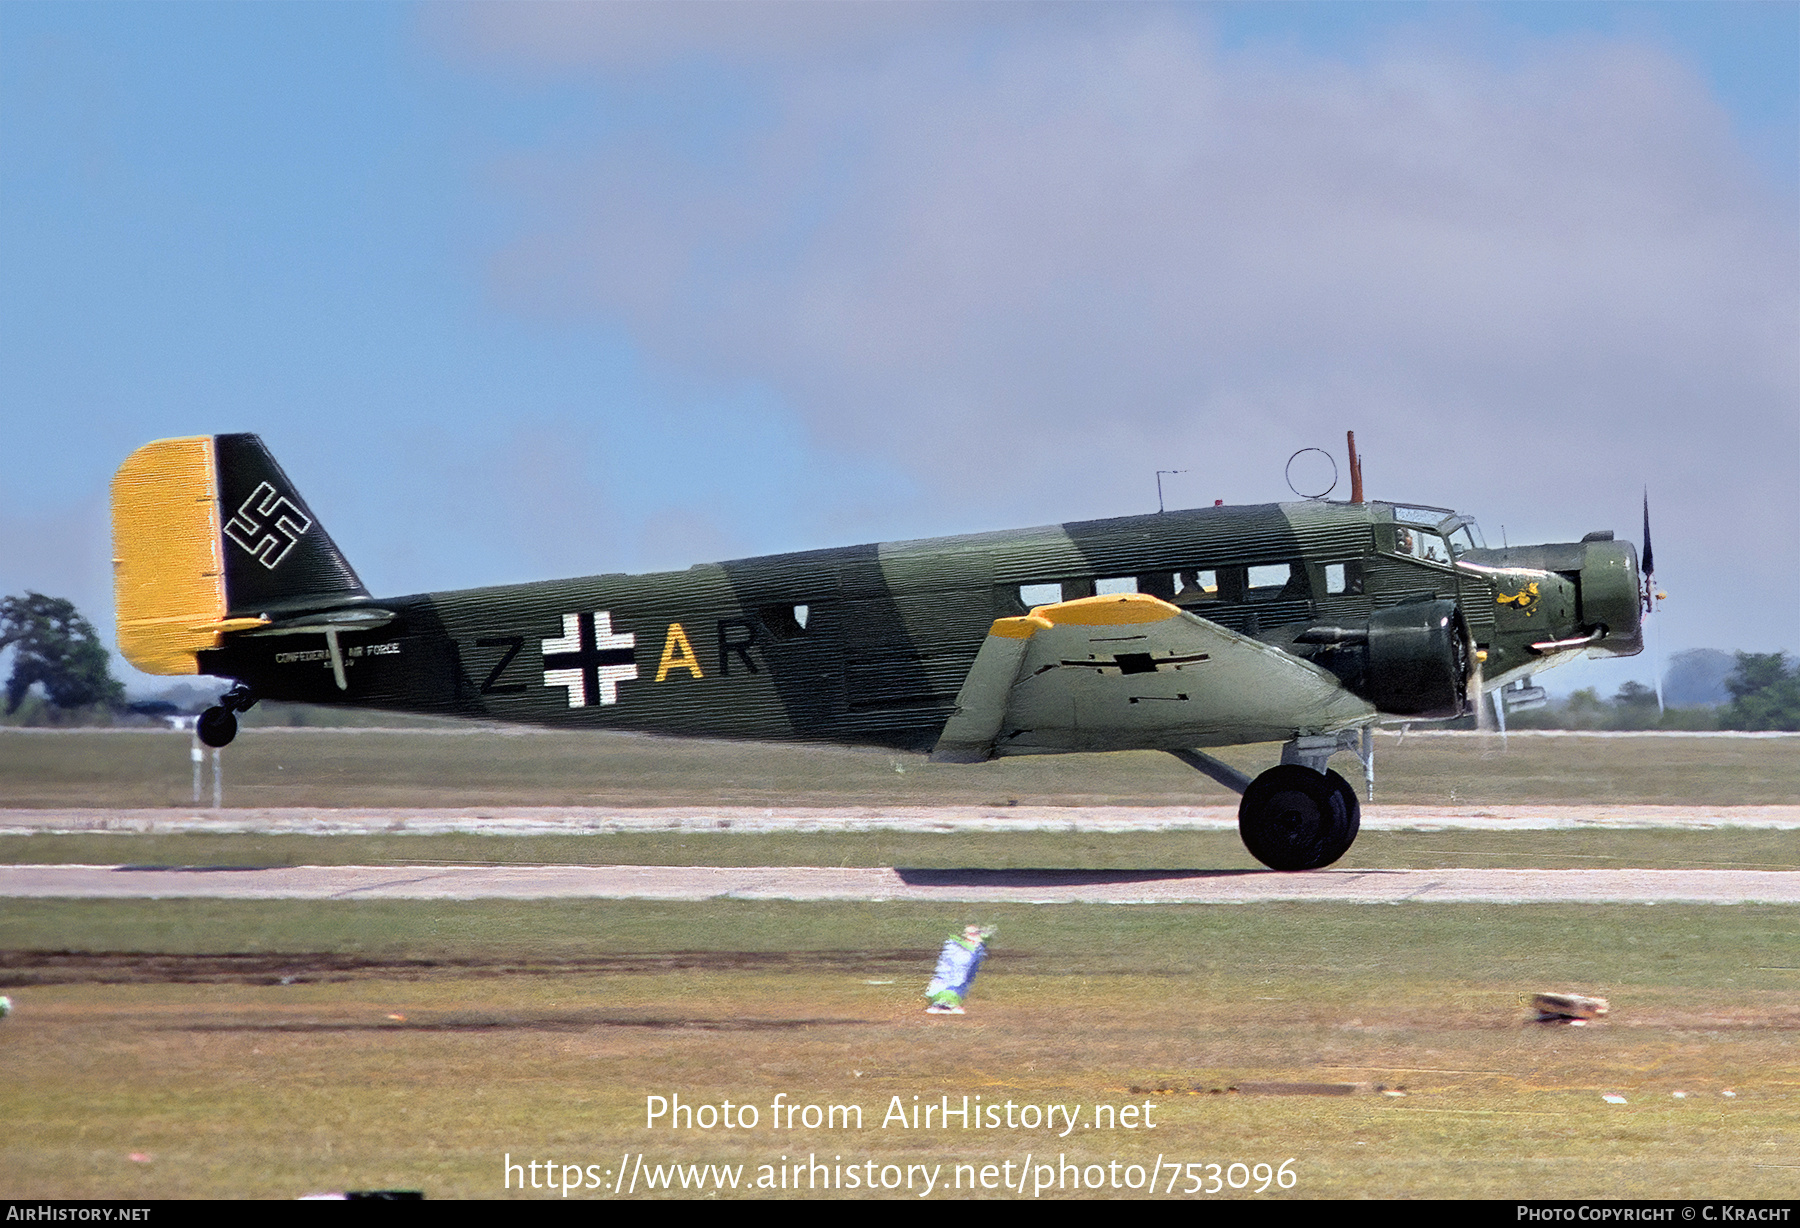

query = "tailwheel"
(196, 706), (238, 748)
(1238, 764), (1360, 871)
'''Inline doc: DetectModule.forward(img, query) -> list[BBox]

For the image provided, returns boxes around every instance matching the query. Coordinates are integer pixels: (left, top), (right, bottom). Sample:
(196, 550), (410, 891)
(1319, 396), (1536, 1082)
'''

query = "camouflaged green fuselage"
(199, 498), (1642, 752)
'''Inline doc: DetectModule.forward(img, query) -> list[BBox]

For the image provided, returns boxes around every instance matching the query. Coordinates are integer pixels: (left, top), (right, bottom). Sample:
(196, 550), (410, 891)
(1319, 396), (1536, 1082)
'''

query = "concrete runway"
(11, 804), (1795, 904)
(5, 804), (1798, 835)
(6, 863), (1798, 904)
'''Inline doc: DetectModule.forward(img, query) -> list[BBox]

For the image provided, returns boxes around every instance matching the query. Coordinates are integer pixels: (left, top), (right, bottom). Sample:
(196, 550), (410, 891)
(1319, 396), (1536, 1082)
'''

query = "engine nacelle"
(1293, 599), (1470, 719)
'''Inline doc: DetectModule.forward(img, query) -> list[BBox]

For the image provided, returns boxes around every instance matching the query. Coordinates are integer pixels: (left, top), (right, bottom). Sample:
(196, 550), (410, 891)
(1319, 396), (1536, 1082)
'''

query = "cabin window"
(1015, 574), (1175, 610)
(1247, 564), (1288, 591)
(1090, 574), (1178, 599)
(1324, 562), (1365, 596)
(1247, 563), (1306, 602)
(1176, 569), (1218, 601)
(1137, 571), (1176, 600)
(756, 604), (811, 640)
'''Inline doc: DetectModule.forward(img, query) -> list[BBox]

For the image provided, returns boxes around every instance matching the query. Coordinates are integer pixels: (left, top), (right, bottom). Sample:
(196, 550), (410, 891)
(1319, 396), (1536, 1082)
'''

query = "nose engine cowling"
(1460, 536), (1644, 660)
(1573, 538), (1643, 655)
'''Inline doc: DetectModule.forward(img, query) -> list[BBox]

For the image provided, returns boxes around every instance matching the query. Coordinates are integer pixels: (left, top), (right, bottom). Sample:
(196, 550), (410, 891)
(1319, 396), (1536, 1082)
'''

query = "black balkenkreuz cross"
(541, 611), (638, 707)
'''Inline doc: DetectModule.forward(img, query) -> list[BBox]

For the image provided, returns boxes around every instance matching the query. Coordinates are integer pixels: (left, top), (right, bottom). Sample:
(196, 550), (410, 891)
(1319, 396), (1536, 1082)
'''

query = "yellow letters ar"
(656, 622), (705, 682)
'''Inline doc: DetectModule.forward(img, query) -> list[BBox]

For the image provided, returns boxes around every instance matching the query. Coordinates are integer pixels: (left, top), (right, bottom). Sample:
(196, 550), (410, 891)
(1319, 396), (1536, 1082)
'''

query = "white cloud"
(446, 8), (1799, 647)
(429, 0), (1074, 73)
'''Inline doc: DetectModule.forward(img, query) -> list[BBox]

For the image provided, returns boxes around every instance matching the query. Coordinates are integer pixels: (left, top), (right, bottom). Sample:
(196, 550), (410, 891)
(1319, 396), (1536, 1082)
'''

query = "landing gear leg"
(197, 685), (257, 749)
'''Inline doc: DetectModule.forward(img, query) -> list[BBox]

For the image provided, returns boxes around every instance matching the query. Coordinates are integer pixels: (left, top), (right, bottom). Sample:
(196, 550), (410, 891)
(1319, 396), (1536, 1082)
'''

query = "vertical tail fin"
(212, 434), (366, 613)
(112, 434), (367, 675)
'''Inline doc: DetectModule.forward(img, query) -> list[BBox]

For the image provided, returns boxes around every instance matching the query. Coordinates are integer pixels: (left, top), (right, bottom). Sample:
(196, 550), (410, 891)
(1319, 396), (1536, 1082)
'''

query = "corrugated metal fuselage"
(199, 500), (1504, 750)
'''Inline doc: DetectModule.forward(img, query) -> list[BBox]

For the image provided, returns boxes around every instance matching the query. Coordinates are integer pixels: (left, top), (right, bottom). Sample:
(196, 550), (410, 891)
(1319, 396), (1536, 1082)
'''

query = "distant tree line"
(1720, 652), (1800, 731)
(0, 593), (124, 724)
(1504, 652), (1799, 732)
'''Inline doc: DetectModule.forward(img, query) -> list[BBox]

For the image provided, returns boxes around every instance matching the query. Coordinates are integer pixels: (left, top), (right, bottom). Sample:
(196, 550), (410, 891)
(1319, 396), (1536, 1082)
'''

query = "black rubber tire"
(1238, 763), (1358, 871)
(196, 706), (238, 749)
(1324, 767), (1362, 857)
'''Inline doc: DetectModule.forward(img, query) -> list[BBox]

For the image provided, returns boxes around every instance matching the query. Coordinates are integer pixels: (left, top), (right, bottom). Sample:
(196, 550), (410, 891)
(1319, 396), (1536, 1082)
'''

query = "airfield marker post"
(190, 734), (203, 806)
(211, 748), (222, 810)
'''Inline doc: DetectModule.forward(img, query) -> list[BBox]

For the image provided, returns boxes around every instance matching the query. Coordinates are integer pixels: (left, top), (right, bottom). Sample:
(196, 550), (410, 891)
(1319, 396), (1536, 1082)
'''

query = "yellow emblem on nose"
(1496, 581), (1540, 615)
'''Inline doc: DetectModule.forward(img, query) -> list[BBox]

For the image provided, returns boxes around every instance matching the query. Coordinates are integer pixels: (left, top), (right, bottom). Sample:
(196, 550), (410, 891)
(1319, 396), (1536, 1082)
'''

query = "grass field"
(1, 729), (1794, 1200)
(3, 726), (1798, 809)
(1, 900), (1795, 1200)
(4, 828), (1799, 872)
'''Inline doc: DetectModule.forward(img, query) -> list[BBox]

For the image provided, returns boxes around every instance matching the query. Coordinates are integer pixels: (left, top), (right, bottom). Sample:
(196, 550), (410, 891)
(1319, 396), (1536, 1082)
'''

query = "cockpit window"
(1395, 507), (1484, 552)
(1392, 526), (1451, 565)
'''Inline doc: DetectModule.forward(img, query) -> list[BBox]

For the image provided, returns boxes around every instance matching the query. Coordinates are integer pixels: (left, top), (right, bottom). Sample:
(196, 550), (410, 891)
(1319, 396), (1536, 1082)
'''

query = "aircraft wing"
(930, 594), (1375, 762)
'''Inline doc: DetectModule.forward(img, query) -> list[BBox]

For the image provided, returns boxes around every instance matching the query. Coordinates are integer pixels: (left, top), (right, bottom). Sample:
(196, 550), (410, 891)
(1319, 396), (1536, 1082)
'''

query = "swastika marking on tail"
(224, 481), (312, 569)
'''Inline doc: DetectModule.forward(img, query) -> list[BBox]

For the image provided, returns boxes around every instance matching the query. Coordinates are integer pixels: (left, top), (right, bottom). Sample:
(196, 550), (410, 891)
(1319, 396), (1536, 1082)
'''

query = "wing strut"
(1166, 749), (1252, 796)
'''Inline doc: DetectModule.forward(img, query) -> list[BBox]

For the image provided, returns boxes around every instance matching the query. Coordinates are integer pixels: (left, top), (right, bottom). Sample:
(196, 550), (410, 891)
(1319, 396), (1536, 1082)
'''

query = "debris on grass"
(1603, 1095), (1628, 1104)
(1532, 992), (1609, 1023)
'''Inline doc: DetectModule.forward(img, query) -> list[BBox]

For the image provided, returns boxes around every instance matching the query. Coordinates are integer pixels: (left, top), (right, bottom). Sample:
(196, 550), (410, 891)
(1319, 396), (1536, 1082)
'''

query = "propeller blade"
(1464, 619), (1488, 727)
(1641, 489), (1654, 578)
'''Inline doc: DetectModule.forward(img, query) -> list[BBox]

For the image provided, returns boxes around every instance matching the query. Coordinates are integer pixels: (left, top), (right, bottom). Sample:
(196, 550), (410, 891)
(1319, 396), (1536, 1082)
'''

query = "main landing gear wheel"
(196, 706), (238, 749)
(1237, 764), (1361, 871)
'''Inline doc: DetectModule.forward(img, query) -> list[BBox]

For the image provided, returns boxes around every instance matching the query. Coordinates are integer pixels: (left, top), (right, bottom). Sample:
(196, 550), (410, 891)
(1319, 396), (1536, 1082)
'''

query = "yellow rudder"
(111, 436), (229, 674)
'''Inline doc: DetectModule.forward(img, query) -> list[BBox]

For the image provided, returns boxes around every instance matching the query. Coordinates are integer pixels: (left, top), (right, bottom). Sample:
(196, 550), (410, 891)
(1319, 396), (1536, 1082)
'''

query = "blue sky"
(1, 1), (1795, 698)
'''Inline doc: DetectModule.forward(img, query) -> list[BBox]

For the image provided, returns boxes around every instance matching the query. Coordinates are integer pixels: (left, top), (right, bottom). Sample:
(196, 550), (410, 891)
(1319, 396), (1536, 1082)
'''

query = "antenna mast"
(1156, 470), (1187, 514)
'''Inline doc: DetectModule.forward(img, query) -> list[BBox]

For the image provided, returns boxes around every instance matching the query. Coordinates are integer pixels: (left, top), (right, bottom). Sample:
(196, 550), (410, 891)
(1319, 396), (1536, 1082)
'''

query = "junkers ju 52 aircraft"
(113, 433), (1647, 871)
